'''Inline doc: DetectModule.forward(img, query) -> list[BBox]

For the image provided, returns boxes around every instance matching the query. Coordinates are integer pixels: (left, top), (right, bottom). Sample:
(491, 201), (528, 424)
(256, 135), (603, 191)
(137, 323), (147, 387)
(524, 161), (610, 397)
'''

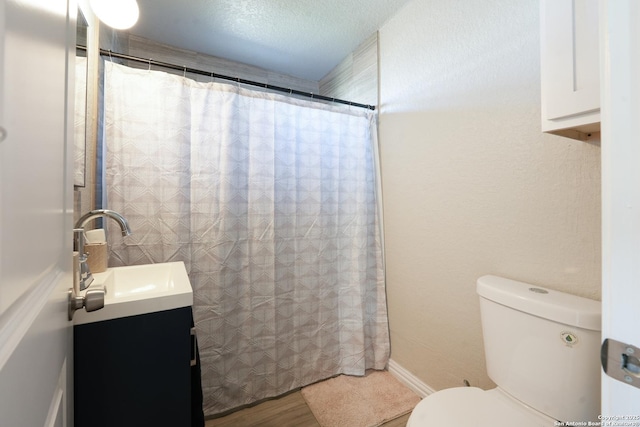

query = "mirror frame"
(74, 8), (88, 187)
(75, 0), (100, 217)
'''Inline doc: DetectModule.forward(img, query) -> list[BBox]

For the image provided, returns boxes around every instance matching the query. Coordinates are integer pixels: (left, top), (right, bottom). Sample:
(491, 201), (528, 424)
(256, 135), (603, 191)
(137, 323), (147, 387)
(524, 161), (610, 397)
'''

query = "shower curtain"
(102, 61), (389, 415)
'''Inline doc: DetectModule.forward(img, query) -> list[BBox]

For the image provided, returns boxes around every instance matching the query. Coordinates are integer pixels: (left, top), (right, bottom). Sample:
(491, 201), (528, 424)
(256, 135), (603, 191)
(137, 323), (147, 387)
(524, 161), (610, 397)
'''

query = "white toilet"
(407, 275), (601, 427)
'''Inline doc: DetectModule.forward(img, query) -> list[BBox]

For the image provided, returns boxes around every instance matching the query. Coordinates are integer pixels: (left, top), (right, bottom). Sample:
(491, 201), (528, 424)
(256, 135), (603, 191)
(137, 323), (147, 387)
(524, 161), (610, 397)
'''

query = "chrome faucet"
(73, 209), (132, 291)
(75, 209), (132, 236)
(73, 228), (94, 291)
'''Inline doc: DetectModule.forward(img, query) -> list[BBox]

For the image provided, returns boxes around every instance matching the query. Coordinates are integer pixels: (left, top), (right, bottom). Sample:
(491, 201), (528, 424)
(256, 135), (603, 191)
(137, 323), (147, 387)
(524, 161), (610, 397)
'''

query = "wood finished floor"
(205, 390), (411, 427)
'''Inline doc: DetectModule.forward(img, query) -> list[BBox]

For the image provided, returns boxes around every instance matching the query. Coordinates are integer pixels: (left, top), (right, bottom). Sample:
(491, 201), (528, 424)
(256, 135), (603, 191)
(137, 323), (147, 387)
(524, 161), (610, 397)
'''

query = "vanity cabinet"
(540, 0), (600, 140)
(74, 306), (195, 427)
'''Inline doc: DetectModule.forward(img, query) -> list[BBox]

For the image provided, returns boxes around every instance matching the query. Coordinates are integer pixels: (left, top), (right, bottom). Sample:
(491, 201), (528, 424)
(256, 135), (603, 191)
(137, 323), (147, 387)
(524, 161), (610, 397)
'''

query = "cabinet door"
(75, 307), (193, 427)
(541, 0), (600, 135)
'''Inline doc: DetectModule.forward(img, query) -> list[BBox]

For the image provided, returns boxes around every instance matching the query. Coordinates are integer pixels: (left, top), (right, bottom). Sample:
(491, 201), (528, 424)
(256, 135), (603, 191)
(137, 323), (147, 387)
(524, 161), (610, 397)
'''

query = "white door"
(600, 0), (640, 416)
(0, 0), (76, 426)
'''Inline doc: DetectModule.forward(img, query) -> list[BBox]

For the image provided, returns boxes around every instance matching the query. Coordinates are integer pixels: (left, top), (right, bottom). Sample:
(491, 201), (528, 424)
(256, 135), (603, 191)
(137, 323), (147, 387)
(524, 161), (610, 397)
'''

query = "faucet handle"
(74, 228), (94, 290)
(78, 254), (94, 291)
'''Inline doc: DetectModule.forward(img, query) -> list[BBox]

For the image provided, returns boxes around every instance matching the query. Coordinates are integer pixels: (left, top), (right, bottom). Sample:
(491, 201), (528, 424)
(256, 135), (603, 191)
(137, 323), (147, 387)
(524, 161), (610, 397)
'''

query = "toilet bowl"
(406, 275), (601, 426)
(407, 387), (554, 427)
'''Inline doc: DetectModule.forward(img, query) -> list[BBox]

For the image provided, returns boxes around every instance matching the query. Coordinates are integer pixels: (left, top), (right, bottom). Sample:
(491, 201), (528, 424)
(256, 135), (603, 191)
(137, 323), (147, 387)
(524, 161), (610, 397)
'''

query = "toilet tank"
(477, 275), (601, 423)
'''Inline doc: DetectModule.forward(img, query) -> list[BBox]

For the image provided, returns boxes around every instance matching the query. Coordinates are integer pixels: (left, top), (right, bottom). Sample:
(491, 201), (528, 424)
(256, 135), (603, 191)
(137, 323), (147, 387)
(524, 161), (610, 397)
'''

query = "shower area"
(96, 53), (389, 416)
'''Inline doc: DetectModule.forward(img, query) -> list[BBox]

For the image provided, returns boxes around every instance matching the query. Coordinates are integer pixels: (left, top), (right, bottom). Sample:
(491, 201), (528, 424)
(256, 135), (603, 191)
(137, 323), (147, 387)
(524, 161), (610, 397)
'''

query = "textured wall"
(378, 0), (601, 391)
(319, 32), (378, 107)
(122, 34), (319, 93)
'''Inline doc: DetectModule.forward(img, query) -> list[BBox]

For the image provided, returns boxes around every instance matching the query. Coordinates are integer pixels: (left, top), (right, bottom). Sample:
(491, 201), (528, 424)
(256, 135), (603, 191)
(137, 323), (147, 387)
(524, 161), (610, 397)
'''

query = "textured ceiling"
(130, 0), (411, 81)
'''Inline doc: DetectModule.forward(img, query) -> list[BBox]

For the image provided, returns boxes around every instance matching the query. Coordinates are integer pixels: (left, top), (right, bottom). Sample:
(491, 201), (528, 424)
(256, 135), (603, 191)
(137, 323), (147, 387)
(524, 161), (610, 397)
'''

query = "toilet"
(407, 275), (601, 427)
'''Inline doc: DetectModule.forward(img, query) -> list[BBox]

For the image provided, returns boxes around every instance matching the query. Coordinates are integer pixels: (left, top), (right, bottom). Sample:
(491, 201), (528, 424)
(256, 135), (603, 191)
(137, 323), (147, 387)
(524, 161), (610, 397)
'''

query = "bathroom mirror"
(74, 9), (89, 187)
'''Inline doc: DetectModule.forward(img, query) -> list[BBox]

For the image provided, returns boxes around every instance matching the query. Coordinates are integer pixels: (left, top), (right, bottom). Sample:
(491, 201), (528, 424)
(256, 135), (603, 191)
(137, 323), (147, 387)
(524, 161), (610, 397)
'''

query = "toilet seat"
(407, 387), (556, 427)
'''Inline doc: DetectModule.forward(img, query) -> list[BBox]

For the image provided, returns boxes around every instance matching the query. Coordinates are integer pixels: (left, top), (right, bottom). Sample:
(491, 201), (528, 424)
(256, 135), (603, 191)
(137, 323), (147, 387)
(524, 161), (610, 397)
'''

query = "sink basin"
(74, 261), (193, 325)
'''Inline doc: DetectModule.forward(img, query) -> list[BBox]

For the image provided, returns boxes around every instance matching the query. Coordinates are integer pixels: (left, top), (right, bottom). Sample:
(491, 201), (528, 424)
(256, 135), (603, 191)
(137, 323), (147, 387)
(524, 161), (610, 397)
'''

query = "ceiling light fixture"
(90, 0), (139, 30)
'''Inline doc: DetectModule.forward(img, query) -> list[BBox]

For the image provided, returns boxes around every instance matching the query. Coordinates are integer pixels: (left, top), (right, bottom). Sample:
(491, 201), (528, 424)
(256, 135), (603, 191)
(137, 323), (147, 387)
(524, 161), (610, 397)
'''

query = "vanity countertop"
(73, 261), (193, 325)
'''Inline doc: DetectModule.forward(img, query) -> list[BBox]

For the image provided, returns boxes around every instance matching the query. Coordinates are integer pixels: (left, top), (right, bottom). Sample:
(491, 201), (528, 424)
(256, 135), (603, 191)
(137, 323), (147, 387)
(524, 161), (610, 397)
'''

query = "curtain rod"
(78, 46), (376, 111)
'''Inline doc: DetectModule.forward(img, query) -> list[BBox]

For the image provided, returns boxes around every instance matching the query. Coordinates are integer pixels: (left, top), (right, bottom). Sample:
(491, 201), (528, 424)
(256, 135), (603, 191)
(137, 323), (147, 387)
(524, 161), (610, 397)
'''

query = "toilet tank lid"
(476, 275), (601, 331)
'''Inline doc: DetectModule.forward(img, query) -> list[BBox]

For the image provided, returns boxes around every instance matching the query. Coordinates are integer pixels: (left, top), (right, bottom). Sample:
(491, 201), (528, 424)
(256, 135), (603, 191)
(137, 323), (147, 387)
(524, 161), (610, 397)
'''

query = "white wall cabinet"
(541, 0), (600, 140)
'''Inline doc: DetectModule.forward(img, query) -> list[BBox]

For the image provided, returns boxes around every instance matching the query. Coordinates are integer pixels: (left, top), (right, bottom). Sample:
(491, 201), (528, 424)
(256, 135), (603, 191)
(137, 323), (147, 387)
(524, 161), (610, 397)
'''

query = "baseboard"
(387, 359), (435, 398)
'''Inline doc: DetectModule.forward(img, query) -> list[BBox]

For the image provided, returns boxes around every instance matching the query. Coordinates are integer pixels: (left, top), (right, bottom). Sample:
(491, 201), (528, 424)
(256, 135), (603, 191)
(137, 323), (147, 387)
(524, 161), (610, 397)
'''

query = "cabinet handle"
(190, 327), (197, 367)
(0, 126), (6, 143)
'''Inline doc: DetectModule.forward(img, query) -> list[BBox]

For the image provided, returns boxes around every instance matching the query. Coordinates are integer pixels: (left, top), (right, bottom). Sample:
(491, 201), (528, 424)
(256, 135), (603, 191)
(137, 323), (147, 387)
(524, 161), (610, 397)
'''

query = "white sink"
(74, 261), (193, 325)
